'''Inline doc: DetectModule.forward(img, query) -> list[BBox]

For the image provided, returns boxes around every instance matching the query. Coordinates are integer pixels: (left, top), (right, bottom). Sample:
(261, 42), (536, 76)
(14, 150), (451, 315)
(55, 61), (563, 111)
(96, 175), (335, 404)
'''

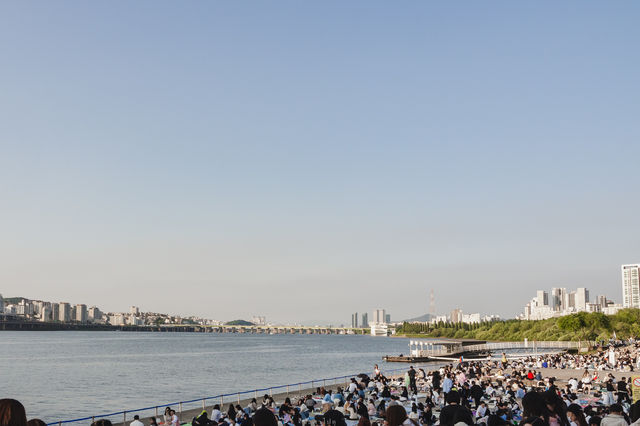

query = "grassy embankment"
(396, 309), (640, 342)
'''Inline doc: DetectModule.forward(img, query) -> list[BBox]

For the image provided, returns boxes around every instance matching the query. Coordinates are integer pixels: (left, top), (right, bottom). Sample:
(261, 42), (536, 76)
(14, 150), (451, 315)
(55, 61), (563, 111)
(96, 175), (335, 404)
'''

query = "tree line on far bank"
(396, 309), (640, 342)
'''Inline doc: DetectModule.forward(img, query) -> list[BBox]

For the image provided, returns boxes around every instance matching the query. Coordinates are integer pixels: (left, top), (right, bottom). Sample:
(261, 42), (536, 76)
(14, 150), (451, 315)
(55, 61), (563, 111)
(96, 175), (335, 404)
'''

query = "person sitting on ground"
(193, 410), (216, 426)
(600, 404), (628, 426)
(385, 405), (417, 426)
(522, 392), (552, 425)
(211, 404), (223, 422)
(91, 421), (113, 426)
(130, 414), (144, 426)
(163, 407), (173, 425)
(321, 407), (347, 426)
(170, 410), (179, 426)
(0, 399), (27, 426)
(439, 390), (473, 426)
(26, 420), (47, 426)
(252, 408), (278, 426)
(567, 404), (589, 426)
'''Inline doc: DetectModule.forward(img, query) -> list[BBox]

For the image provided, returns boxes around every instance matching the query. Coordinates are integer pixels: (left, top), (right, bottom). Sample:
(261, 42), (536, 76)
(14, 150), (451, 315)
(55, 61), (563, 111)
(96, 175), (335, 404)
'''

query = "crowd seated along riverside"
(4, 339), (640, 426)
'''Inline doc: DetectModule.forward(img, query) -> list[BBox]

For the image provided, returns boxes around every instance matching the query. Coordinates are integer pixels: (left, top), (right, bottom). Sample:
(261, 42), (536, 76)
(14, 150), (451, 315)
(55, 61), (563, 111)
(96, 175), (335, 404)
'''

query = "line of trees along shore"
(396, 309), (640, 342)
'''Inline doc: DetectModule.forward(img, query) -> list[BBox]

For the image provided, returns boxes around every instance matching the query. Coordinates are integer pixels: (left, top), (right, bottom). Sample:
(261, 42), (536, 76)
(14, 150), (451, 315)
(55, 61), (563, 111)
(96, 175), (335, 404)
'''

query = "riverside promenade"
(48, 368), (409, 426)
(105, 367), (629, 426)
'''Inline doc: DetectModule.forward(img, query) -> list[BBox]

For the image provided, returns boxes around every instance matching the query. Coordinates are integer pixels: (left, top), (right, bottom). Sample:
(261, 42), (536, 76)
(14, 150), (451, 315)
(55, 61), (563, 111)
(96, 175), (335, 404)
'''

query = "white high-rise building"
(88, 306), (102, 321)
(575, 288), (589, 311)
(372, 309), (386, 324)
(536, 291), (548, 306)
(551, 288), (566, 311)
(622, 264), (640, 308)
(59, 303), (71, 322)
(75, 304), (88, 323)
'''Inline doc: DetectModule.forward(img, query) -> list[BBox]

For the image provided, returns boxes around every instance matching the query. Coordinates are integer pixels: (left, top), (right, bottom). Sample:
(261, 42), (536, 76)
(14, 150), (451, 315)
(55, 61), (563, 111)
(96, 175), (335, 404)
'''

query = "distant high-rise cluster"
(522, 264), (639, 320)
(348, 308), (389, 335)
(0, 296), (221, 327)
(523, 286), (619, 320)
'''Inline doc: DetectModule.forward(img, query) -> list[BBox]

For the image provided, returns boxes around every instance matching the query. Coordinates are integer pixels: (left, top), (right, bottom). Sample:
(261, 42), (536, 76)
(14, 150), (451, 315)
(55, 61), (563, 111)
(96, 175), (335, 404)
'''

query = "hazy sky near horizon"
(1, 2), (639, 324)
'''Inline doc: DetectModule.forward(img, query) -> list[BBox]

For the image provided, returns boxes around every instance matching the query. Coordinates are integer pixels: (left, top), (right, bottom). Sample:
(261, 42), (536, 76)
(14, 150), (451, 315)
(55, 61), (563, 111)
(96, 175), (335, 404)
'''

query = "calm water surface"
(1, 331), (419, 423)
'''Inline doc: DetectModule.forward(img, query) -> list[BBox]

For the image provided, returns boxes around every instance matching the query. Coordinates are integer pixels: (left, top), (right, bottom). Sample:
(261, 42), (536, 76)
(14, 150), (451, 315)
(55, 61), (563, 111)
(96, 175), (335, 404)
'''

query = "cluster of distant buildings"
(352, 308), (501, 336)
(521, 287), (618, 320)
(521, 264), (640, 320)
(350, 309), (392, 336)
(0, 295), (221, 327)
(434, 310), (501, 325)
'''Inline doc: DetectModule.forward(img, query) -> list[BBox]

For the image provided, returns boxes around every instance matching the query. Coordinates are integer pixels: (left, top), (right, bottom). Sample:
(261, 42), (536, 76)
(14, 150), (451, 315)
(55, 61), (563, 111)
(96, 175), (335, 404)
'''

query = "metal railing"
(46, 367), (411, 425)
(409, 340), (593, 357)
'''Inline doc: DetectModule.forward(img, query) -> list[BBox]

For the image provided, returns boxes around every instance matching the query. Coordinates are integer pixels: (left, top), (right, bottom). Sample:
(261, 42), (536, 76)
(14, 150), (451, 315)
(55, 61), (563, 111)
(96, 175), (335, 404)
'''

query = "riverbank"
(0, 319), (366, 334)
(397, 309), (640, 342)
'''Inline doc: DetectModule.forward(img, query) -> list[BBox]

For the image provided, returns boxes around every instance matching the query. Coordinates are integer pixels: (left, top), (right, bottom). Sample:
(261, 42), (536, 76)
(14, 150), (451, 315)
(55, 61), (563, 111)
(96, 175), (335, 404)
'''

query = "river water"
(1, 331), (418, 423)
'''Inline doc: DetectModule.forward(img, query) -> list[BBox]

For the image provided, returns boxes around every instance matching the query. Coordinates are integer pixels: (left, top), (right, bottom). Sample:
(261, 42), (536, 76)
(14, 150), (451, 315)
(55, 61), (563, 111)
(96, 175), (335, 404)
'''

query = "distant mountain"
(402, 313), (432, 323)
(225, 319), (254, 326)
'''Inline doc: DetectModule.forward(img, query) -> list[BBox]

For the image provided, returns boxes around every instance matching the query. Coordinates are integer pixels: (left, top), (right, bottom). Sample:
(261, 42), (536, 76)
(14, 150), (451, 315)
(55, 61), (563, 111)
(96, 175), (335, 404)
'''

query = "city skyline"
(1, 2), (639, 323)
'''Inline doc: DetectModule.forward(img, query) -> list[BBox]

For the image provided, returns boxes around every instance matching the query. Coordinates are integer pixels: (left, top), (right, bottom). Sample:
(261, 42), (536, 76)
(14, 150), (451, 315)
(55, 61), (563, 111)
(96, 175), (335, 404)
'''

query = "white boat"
(370, 322), (389, 336)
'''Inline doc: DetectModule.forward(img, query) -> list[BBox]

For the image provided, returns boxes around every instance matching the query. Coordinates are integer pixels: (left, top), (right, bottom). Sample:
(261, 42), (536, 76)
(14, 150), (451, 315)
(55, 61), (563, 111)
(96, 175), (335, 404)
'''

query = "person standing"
(408, 366), (417, 395)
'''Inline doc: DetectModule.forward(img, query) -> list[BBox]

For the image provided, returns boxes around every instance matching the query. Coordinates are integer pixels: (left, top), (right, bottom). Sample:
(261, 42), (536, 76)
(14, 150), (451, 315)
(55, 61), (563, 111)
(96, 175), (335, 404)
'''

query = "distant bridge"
(0, 319), (367, 335)
(151, 324), (367, 335)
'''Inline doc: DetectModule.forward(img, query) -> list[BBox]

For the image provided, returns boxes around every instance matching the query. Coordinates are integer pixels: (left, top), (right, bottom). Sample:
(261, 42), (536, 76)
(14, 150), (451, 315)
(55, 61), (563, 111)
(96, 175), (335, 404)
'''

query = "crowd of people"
(3, 341), (640, 426)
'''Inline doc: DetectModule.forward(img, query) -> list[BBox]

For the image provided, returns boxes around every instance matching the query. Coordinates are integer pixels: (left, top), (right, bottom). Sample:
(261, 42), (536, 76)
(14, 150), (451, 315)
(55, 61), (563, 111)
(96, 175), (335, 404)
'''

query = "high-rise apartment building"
(622, 264), (640, 308)
(450, 308), (463, 323)
(372, 309), (386, 324)
(58, 303), (71, 322)
(551, 288), (566, 311)
(51, 303), (59, 321)
(75, 304), (88, 323)
(351, 312), (359, 328)
(536, 291), (548, 306)
(88, 306), (102, 321)
(597, 295), (607, 307)
(575, 288), (589, 311)
(361, 313), (369, 328)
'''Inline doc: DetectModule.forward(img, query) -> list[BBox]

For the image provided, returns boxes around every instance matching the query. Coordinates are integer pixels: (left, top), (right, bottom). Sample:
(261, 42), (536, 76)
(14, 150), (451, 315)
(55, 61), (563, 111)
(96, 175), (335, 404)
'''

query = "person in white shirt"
(211, 404), (223, 422)
(130, 415), (144, 426)
(170, 410), (179, 426)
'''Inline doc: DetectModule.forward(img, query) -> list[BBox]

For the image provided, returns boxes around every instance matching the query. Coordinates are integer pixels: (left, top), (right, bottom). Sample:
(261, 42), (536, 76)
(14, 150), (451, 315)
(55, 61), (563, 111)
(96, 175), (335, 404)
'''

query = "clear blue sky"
(1, 2), (639, 324)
